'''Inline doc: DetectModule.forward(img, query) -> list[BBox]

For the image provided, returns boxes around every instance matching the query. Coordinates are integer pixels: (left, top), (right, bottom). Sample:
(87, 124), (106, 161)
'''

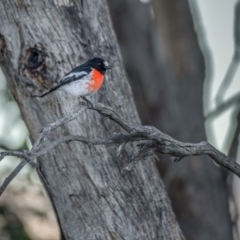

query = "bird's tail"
(40, 85), (60, 97)
(40, 90), (51, 97)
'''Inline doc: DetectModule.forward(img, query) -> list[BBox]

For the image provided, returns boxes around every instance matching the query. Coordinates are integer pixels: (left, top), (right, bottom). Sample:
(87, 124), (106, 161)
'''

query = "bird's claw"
(81, 97), (93, 108)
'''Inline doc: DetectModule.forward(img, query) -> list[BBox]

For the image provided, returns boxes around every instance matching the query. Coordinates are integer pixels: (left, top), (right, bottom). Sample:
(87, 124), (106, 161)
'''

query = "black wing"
(40, 66), (91, 97)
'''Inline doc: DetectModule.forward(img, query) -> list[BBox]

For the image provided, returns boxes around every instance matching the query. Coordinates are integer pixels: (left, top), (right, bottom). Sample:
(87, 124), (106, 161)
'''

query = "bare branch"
(125, 141), (156, 170)
(0, 158), (30, 196)
(214, 1), (240, 104)
(90, 103), (136, 132)
(156, 141), (240, 177)
(1, 102), (240, 196)
(0, 151), (30, 162)
(31, 103), (87, 153)
(34, 133), (144, 158)
(91, 104), (240, 177)
(215, 55), (240, 105)
(0, 103), (88, 196)
(207, 93), (240, 120)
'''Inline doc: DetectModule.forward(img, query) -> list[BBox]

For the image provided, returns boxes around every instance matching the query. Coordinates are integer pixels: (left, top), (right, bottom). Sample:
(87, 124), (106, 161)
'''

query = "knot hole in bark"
(19, 45), (56, 96)
(27, 48), (44, 70)
(24, 47), (47, 82)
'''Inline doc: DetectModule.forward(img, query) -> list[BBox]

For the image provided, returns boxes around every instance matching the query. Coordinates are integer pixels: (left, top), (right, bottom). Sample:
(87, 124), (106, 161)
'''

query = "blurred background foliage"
(0, 0), (240, 239)
(0, 71), (60, 239)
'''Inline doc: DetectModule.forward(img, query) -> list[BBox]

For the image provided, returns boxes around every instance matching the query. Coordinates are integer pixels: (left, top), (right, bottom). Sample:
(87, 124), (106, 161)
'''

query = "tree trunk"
(0, 0), (184, 239)
(107, 0), (233, 239)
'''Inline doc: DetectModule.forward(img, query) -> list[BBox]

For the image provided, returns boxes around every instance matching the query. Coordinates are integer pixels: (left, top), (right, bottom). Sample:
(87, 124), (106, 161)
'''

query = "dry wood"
(1, 103), (239, 199)
(0, 0), (184, 239)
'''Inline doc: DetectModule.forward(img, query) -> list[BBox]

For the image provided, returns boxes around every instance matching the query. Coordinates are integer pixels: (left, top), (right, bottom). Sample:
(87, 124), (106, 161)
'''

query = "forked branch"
(0, 102), (239, 196)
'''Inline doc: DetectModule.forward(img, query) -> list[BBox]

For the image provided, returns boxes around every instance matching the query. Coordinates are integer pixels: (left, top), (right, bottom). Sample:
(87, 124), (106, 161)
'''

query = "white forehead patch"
(104, 61), (109, 67)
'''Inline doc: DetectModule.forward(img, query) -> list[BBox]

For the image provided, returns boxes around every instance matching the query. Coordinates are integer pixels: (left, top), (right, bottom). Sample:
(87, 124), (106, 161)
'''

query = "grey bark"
(0, 0), (184, 239)
(107, 0), (233, 239)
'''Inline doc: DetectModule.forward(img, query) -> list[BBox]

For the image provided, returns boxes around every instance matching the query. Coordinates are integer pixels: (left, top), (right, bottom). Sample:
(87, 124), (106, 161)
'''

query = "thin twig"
(90, 104), (240, 177)
(0, 158), (30, 196)
(34, 133), (144, 158)
(0, 104), (88, 196)
(1, 102), (240, 196)
(31, 104), (87, 153)
(215, 54), (240, 104)
(125, 141), (156, 170)
(206, 93), (240, 119)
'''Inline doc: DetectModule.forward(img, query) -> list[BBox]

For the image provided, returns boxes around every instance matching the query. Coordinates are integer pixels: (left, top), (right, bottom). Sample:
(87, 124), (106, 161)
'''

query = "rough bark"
(107, 0), (233, 239)
(0, 0), (184, 239)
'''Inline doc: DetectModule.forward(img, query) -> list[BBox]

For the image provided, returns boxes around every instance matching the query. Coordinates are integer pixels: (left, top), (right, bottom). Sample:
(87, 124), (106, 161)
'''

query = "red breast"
(89, 69), (105, 92)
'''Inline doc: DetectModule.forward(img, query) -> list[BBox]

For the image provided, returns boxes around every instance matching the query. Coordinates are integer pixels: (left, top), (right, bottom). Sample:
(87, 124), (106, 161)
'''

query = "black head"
(85, 57), (111, 74)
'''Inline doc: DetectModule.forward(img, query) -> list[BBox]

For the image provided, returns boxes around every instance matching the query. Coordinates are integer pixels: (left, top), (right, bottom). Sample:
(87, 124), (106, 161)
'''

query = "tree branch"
(34, 133), (144, 158)
(91, 103), (240, 176)
(0, 160), (28, 195)
(31, 103), (88, 153)
(1, 102), (240, 196)
(206, 93), (240, 119)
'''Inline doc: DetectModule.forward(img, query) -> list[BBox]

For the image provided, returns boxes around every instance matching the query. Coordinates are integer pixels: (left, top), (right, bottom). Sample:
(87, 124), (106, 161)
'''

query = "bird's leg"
(81, 96), (93, 108)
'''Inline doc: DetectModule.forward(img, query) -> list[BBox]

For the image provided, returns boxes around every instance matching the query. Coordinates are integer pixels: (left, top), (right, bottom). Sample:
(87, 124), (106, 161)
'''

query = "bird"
(40, 57), (111, 106)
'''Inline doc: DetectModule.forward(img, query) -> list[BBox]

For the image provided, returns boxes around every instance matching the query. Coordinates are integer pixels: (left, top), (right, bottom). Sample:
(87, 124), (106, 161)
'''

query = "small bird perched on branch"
(40, 57), (111, 105)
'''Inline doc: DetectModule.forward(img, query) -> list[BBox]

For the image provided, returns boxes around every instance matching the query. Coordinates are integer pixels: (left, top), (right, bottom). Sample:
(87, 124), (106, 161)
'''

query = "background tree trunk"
(107, 0), (233, 239)
(0, 0), (184, 239)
